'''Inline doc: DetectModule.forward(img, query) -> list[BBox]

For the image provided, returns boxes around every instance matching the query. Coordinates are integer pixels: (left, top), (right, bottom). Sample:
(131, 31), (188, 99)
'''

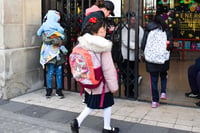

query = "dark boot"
(46, 88), (52, 98)
(102, 127), (119, 133)
(55, 89), (64, 99)
(70, 119), (79, 133)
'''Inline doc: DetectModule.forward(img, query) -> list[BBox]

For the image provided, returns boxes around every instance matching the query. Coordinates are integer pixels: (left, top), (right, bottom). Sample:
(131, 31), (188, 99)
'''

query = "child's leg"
(160, 71), (168, 93)
(103, 106), (112, 130)
(188, 65), (199, 94)
(55, 65), (64, 98)
(197, 71), (200, 93)
(55, 65), (63, 89)
(76, 106), (93, 127)
(46, 63), (55, 98)
(150, 72), (159, 102)
(46, 63), (55, 89)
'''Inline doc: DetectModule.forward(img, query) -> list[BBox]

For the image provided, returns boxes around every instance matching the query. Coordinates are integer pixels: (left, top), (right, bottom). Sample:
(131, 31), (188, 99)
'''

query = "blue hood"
(45, 10), (60, 24)
(37, 10), (64, 37)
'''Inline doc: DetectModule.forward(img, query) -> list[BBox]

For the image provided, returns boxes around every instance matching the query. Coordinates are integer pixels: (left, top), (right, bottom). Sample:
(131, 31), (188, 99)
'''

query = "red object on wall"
(173, 38), (200, 61)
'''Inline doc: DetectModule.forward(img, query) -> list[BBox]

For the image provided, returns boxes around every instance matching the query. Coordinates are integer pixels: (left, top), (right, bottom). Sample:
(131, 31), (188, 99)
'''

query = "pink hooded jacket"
(77, 33), (119, 95)
(85, 5), (101, 16)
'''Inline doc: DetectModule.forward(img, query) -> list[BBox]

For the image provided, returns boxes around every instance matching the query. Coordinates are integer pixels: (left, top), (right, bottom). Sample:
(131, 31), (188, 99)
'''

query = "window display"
(143, 0), (200, 39)
(143, 0), (200, 61)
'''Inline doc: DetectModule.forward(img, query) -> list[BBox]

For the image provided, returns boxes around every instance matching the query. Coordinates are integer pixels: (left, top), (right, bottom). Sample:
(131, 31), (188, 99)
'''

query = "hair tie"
(88, 17), (97, 23)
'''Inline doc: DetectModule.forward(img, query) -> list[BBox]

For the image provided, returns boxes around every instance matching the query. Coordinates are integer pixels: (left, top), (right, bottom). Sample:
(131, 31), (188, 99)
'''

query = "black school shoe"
(70, 119), (79, 133)
(46, 89), (52, 99)
(102, 127), (119, 133)
(55, 89), (64, 99)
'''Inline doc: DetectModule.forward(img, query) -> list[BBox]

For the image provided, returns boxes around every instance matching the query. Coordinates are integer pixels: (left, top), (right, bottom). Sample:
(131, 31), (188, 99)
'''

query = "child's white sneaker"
(160, 93), (167, 100)
(152, 102), (159, 108)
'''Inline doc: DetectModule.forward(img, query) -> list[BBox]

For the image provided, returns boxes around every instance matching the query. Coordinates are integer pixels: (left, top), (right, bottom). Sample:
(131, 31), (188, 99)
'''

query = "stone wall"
(0, 0), (43, 99)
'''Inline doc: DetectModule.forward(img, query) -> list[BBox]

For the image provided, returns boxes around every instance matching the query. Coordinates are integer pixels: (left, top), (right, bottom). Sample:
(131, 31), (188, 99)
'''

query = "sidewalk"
(0, 89), (200, 133)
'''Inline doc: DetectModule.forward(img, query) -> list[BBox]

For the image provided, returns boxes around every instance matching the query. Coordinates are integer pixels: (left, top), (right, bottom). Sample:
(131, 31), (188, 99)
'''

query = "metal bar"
(118, 0), (123, 98)
(118, 19), (122, 98)
(61, 0), (64, 11)
(41, 0), (46, 22)
(126, 0), (131, 98)
(55, 0), (57, 9)
(48, 0), (51, 9)
(74, 0), (78, 92)
(42, 0), (46, 87)
(89, 0), (91, 7)
(74, 0), (77, 25)
(74, 0), (77, 15)
(82, 0), (84, 21)
(134, 0), (140, 99)
(66, 0), (72, 91)
(141, 0), (144, 25)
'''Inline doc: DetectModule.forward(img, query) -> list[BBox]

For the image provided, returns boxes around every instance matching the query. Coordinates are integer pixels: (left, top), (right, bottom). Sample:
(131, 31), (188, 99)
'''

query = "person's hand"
(166, 41), (170, 51)
(166, 41), (170, 45)
(56, 55), (61, 61)
(108, 25), (115, 33)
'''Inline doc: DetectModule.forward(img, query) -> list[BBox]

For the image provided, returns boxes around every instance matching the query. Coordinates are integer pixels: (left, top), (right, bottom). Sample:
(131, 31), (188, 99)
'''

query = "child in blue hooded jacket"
(37, 10), (68, 62)
(37, 10), (68, 99)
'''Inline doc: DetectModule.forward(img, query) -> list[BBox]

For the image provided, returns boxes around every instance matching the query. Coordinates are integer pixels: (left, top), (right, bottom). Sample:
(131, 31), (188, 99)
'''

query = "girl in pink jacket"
(70, 18), (119, 133)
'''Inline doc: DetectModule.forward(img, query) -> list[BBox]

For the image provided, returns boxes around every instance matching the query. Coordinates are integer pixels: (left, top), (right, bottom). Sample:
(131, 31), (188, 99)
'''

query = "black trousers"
(150, 71), (167, 102)
(188, 65), (200, 94)
(119, 60), (135, 97)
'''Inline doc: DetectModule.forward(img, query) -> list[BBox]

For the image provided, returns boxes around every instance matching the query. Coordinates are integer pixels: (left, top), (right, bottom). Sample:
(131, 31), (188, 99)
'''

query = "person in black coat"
(141, 15), (173, 108)
(185, 57), (200, 104)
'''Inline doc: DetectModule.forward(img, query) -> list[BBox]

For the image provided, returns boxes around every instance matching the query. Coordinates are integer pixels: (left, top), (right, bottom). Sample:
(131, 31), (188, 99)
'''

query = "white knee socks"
(77, 106), (93, 127)
(103, 106), (112, 130)
(76, 106), (112, 130)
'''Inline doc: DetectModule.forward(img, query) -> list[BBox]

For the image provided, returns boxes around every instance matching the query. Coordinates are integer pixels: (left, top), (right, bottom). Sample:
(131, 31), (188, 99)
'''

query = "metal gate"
(41, 0), (141, 99)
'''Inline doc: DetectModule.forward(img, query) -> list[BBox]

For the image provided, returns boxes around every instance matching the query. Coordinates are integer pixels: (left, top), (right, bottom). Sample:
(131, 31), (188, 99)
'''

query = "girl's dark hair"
(153, 14), (167, 31)
(80, 19), (106, 36)
(95, 0), (104, 8)
(55, 9), (68, 28)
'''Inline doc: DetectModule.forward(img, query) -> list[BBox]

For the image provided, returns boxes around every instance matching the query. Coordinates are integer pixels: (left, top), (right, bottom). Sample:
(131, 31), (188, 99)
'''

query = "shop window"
(143, 0), (200, 61)
(143, 0), (200, 39)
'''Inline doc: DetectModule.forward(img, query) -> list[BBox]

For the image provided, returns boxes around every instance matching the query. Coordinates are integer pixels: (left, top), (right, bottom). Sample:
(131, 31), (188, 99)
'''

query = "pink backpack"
(69, 45), (105, 107)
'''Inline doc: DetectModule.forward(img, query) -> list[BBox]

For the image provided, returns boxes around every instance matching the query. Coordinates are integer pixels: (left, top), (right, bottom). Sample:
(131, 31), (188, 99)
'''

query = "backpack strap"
(97, 53), (106, 108)
(99, 78), (106, 108)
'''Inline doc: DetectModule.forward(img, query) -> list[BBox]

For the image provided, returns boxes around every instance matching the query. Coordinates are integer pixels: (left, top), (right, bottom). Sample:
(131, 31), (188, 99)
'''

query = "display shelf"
(173, 38), (200, 61)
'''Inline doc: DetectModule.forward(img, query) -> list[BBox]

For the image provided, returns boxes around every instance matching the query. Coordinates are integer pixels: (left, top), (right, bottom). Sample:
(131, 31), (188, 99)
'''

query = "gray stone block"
(16, 105), (51, 118)
(0, 101), (30, 112)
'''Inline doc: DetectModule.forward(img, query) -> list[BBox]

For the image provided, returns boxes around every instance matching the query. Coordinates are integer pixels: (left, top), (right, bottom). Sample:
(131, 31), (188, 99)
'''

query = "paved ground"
(0, 89), (199, 133)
